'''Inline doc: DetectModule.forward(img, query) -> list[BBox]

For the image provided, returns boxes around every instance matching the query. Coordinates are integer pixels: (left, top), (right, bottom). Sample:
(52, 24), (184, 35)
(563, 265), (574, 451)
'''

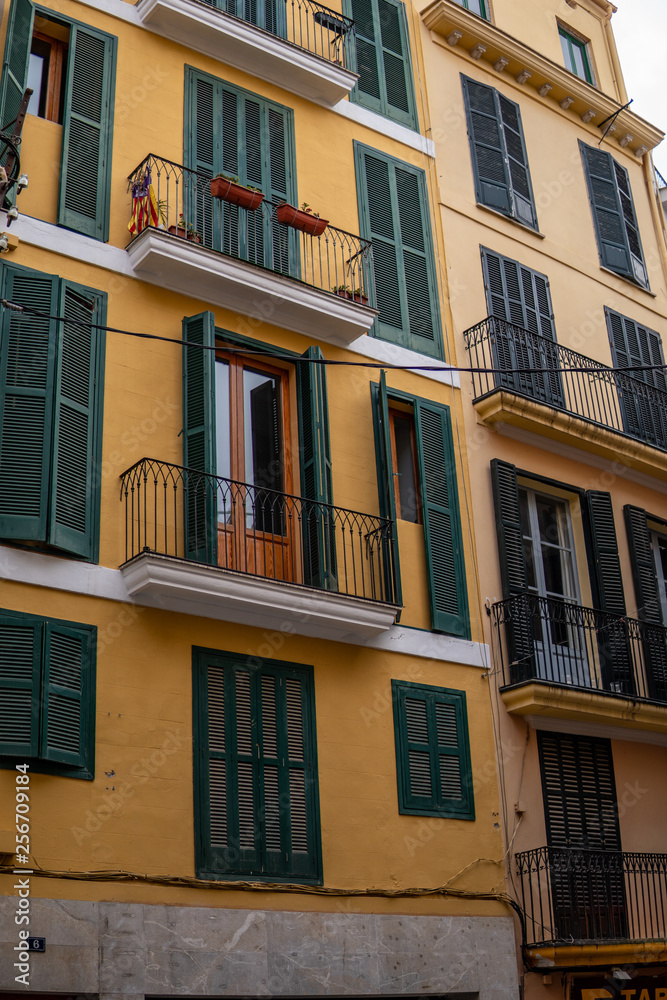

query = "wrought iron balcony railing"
(120, 458), (399, 605)
(199, 0), (356, 68)
(517, 846), (667, 949)
(492, 593), (667, 704)
(127, 155), (374, 304)
(464, 316), (667, 452)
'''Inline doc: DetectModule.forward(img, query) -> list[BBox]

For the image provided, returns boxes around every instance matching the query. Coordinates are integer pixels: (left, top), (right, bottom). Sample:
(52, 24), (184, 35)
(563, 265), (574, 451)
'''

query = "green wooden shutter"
(182, 312), (217, 564)
(462, 77), (511, 215)
(195, 653), (320, 880)
(613, 159), (648, 287)
(42, 622), (90, 767)
(0, 265), (59, 542)
(0, 612), (41, 756)
(580, 142), (637, 280)
(0, 0), (34, 145)
(392, 680), (474, 820)
(349, 0), (416, 129)
(605, 307), (667, 448)
(490, 459), (534, 678)
(623, 505), (667, 701)
(370, 373), (402, 606)
(58, 23), (116, 242)
(356, 144), (442, 357)
(414, 399), (469, 637)
(585, 490), (633, 694)
(297, 346), (336, 590)
(462, 77), (536, 228)
(49, 281), (104, 560)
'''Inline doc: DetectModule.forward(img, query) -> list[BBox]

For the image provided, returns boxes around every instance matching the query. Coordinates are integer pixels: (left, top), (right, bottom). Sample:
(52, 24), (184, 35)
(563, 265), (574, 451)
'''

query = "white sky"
(611, 0), (667, 178)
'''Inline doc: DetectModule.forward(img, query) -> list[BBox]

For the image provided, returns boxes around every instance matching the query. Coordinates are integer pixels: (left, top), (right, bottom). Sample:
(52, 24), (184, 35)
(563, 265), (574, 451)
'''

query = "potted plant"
(210, 173), (264, 211)
(276, 201), (328, 237)
(333, 284), (368, 305)
(168, 214), (202, 243)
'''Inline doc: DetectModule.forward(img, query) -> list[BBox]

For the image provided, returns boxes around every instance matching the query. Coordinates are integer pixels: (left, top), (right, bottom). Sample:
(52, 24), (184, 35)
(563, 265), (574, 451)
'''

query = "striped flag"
(128, 168), (159, 235)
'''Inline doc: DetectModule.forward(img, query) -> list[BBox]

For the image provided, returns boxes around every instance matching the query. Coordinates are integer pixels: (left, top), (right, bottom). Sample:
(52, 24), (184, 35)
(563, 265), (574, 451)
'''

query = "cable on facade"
(2, 299), (666, 377)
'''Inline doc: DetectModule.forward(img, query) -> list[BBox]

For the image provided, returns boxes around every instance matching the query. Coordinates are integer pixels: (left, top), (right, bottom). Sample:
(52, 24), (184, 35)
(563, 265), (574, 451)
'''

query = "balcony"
(465, 317), (667, 481)
(493, 594), (667, 732)
(136, 0), (359, 107)
(516, 846), (667, 968)
(119, 459), (400, 641)
(126, 155), (377, 346)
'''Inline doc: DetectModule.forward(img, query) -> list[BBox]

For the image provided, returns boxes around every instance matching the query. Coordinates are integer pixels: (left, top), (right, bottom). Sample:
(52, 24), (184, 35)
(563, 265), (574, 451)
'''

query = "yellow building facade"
(0, 0), (518, 996)
(417, 0), (667, 997)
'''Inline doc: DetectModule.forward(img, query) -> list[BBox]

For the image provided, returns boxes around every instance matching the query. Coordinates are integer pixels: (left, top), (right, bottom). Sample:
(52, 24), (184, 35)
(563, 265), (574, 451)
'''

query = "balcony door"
(215, 350), (295, 580)
(539, 732), (627, 943)
(519, 488), (586, 685)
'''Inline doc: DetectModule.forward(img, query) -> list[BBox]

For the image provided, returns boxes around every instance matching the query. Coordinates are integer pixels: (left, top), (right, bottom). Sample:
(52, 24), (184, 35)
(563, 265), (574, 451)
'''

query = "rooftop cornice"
(421, 0), (662, 157)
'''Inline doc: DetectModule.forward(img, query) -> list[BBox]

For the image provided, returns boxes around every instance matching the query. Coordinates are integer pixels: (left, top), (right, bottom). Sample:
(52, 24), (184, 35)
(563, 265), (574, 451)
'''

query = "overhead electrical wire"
(2, 299), (666, 378)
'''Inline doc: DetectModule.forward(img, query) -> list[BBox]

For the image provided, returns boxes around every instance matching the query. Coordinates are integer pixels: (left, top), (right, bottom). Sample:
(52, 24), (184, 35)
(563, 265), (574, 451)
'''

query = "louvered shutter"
(42, 623), (89, 767)
(0, 0), (34, 160)
(462, 77), (511, 215)
(357, 145), (441, 357)
(490, 459), (534, 678)
(182, 312), (217, 564)
(196, 655), (320, 880)
(297, 346), (336, 590)
(49, 281), (103, 560)
(538, 732), (626, 941)
(393, 681), (474, 819)
(0, 266), (58, 541)
(58, 24), (115, 241)
(414, 400), (469, 637)
(613, 160), (648, 287)
(624, 505), (667, 701)
(606, 308), (667, 449)
(585, 490), (633, 694)
(350, 0), (416, 128)
(498, 95), (536, 228)
(0, 613), (41, 756)
(370, 373), (402, 606)
(580, 142), (635, 280)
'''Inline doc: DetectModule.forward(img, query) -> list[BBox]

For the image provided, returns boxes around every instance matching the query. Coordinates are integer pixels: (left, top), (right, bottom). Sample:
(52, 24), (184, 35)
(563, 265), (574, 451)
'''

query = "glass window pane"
(243, 368), (283, 492)
(393, 413), (419, 523)
(215, 362), (231, 482)
(572, 43), (588, 80)
(560, 32), (573, 72)
(27, 52), (45, 116)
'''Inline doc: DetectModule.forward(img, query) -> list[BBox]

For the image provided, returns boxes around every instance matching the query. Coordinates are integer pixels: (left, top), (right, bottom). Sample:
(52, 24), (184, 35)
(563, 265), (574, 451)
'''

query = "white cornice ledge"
(126, 228), (378, 345)
(136, 0), (359, 107)
(421, 0), (662, 156)
(120, 552), (398, 641)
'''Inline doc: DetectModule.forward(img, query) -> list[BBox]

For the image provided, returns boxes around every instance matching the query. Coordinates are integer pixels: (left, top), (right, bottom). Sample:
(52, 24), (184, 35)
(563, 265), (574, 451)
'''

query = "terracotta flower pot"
(335, 289), (368, 305)
(168, 224), (202, 244)
(276, 203), (328, 236)
(210, 177), (264, 211)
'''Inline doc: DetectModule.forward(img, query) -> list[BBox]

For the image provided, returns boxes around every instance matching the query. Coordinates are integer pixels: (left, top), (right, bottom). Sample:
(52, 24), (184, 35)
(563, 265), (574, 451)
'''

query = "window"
(392, 680), (474, 819)
(0, 262), (106, 562)
(481, 248), (563, 407)
(462, 76), (537, 230)
(492, 461), (633, 690)
(538, 732), (625, 940)
(623, 505), (667, 699)
(388, 406), (421, 524)
(345, 0), (418, 130)
(372, 374), (469, 636)
(185, 68), (295, 270)
(605, 308), (667, 449)
(559, 26), (593, 83)
(454, 0), (488, 18)
(580, 142), (648, 288)
(0, 0), (116, 239)
(183, 314), (336, 588)
(193, 648), (321, 881)
(355, 143), (443, 358)
(27, 19), (68, 123)
(0, 609), (96, 778)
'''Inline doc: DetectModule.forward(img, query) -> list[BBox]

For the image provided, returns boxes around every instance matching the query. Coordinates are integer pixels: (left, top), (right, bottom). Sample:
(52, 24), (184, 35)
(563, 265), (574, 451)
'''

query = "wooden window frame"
(558, 25), (594, 85)
(30, 27), (68, 123)
(388, 405), (422, 524)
